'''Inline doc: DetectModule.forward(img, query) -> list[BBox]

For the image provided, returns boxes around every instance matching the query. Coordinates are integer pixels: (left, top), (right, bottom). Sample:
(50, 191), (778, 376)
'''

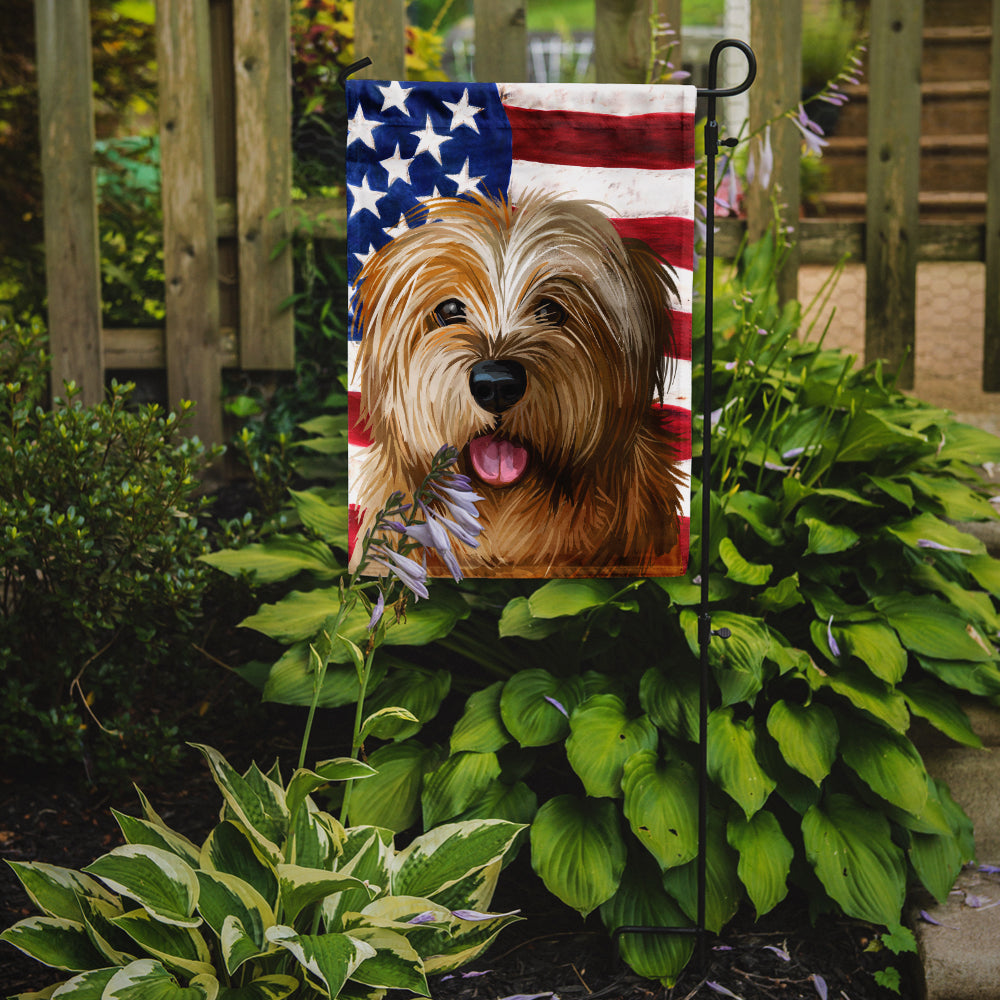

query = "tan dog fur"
(351, 191), (686, 577)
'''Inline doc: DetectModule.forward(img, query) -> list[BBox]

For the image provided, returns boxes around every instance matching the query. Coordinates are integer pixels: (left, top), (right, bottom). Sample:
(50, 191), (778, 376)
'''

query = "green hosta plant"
(1, 744), (523, 999)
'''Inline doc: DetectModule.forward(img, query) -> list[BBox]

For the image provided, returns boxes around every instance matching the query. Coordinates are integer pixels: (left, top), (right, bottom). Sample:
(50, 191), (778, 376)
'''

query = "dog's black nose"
(469, 360), (527, 414)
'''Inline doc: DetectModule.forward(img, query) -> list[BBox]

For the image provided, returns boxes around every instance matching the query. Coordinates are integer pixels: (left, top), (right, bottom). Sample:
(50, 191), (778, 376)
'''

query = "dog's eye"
(534, 298), (567, 326)
(433, 298), (467, 326)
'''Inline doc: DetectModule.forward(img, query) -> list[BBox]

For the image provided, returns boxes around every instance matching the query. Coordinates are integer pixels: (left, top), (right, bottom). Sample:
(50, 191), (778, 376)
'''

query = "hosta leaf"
(756, 573), (805, 614)
(875, 594), (995, 662)
(621, 751), (699, 870)
(499, 670), (584, 747)
(195, 871), (273, 973)
(839, 718), (928, 816)
(393, 820), (524, 900)
(497, 596), (563, 639)
(727, 811), (793, 917)
(111, 909), (214, 978)
(910, 562), (1000, 632)
(901, 680), (982, 748)
(288, 488), (349, 545)
(566, 695), (658, 798)
(680, 610), (770, 706)
(724, 490), (784, 545)
(423, 907), (522, 974)
(909, 826), (965, 905)
(450, 682), (511, 754)
(707, 707), (776, 818)
(599, 853), (694, 987)
(47, 967), (118, 998)
(421, 751), (502, 828)
(834, 410), (927, 463)
(0, 917), (107, 971)
(277, 865), (374, 925)
(916, 655), (1000, 697)
(83, 846), (200, 928)
(935, 421), (1000, 464)
(112, 813), (201, 868)
(285, 759), (375, 823)
(453, 779), (538, 827)
(75, 894), (135, 967)
(906, 472), (998, 521)
(530, 795), (626, 917)
(803, 517), (859, 556)
(765, 700), (838, 786)
(260, 644), (387, 709)
(216, 975), (299, 1000)
(718, 537), (772, 586)
(5, 862), (118, 923)
(660, 810), (741, 933)
(322, 829), (393, 930)
(347, 740), (442, 832)
(103, 959), (218, 1000)
(200, 536), (341, 584)
(527, 579), (617, 618)
(802, 794), (906, 926)
(199, 822), (278, 910)
(808, 660), (910, 732)
(359, 706), (421, 742)
(265, 926), (375, 997)
(886, 512), (985, 557)
(362, 667), (451, 740)
(966, 553), (1000, 597)
(639, 664), (699, 743)
(834, 621), (907, 684)
(345, 926), (428, 994)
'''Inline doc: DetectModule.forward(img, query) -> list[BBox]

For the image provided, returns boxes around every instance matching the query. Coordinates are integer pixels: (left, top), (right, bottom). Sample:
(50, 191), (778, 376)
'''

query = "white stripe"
(499, 82), (697, 117)
(510, 162), (695, 221)
(660, 358), (692, 410)
(670, 269), (694, 315)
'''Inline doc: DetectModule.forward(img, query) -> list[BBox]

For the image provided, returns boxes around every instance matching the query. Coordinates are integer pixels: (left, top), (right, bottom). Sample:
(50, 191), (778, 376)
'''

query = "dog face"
(351, 190), (684, 573)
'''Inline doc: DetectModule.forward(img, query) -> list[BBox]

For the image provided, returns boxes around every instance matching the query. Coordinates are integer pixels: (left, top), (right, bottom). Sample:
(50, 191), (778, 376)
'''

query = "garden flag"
(346, 80), (695, 578)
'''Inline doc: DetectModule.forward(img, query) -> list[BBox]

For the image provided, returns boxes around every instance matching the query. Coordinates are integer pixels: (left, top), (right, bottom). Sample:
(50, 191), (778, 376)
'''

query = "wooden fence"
(33, 0), (1000, 445)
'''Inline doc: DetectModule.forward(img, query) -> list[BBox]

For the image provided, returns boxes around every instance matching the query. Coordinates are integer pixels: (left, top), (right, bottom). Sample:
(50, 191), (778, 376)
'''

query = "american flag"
(346, 80), (695, 568)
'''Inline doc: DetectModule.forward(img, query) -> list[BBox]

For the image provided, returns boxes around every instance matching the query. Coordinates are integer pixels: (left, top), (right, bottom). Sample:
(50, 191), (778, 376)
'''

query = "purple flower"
(812, 974), (828, 1000)
(917, 538), (973, 554)
(544, 695), (569, 718)
(367, 590), (385, 630)
(706, 983), (742, 999)
(763, 944), (790, 961)
(791, 104), (829, 156)
(407, 911), (438, 925)
(370, 544), (429, 600)
(451, 908), (520, 921)
(827, 616), (841, 658)
(429, 480), (484, 539)
(404, 503), (463, 581)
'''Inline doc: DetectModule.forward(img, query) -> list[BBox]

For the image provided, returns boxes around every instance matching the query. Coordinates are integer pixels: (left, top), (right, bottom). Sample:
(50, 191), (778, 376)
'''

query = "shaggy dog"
(350, 191), (686, 577)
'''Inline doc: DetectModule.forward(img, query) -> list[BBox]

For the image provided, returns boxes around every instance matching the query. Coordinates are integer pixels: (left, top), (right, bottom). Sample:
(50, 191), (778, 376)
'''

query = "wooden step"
(922, 0), (992, 28)
(813, 190), (987, 222)
(822, 134), (989, 193)
(832, 80), (991, 137)
(922, 25), (993, 83)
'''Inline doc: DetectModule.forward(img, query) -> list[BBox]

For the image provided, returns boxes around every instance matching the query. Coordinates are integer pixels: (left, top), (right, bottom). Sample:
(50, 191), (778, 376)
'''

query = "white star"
(380, 144), (414, 186)
(411, 115), (452, 164)
(443, 89), (483, 132)
(354, 243), (376, 267)
(446, 158), (485, 196)
(418, 186), (444, 204)
(385, 213), (410, 239)
(347, 105), (380, 149)
(348, 175), (386, 218)
(377, 80), (411, 114)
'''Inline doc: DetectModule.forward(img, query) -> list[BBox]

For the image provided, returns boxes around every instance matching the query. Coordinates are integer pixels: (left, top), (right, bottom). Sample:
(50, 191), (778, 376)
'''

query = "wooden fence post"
(594, 0), (652, 84)
(983, 0), (1000, 390)
(157, 0), (223, 445)
(354, 0), (406, 79)
(864, 0), (923, 389)
(474, 0), (527, 82)
(34, 0), (104, 405)
(233, 0), (294, 370)
(746, 0), (801, 306)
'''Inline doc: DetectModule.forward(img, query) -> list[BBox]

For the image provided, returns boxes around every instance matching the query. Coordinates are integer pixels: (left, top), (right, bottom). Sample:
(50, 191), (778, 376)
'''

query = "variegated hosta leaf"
(529, 795), (626, 917)
(195, 871), (274, 973)
(391, 820), (524, 901)
(765, 700), (838, 786)
(450, 681), (511, 754)
(425, 907), (522, 975)
(802, 793), (906, 926)
(288, 801), (343, 870)
(200, 822), (278, 910)
(214, 974), (300, 999)
(190, 745), (287, 863)
(276, 864), (375, 925)
(706, 707), (776, 818)
(621, 751), (699, 871)
(421, 751), (501, 829)
(285, 760), (375, 824)
(83, 846), (200, 928)
(344, 926), (429, 995)
(112, 811), (201, 868)
(77, 894), (136, 966)
(565, 695), (658, 799)
(102, 959), (218, 999)
(424, 859), (501, 915)
(4, 862), (118, 922)
(46, 966), (118, 997)
(599, 854), (694, 987)
(0, 916), (107, 971)
(265, 926), (376, 998)
(322, 829), (393, 931)
(727, 810), (793, 917)
(219, 915), (271, 979)
(110, 908), (214, 978)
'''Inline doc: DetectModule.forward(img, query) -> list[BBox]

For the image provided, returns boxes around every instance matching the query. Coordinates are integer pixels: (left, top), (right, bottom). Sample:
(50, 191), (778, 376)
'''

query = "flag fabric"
(346, 80), (695, 576)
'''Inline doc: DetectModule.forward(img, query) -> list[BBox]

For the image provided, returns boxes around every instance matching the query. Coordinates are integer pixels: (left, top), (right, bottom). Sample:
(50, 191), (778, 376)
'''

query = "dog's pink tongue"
(469, 435), (528, 487)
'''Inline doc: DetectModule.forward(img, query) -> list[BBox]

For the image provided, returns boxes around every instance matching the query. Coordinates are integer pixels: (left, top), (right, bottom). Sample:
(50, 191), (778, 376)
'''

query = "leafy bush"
(1, 743), (524, 998)
(211, 233), (1000, 984)
(0, 317), (220, 783)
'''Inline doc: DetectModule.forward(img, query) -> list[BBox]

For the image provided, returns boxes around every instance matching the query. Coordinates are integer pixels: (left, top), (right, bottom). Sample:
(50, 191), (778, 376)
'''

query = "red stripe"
(652, 403), (692, 461)
(611, 217), (694, 272)
(348, 391), (371, 447)
(668, 311), (692, 362)
(506, 106), (694, 171)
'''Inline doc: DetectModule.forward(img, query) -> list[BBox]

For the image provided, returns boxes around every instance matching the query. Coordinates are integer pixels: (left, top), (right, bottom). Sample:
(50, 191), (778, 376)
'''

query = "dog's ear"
(621, 238), (677, 396)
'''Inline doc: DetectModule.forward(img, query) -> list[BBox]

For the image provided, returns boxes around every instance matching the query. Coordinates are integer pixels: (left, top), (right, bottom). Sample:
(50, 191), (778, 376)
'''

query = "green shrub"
(0, 317), (220, 783)
(214, 231), (1000, 985)
(1, 744), (524, 998)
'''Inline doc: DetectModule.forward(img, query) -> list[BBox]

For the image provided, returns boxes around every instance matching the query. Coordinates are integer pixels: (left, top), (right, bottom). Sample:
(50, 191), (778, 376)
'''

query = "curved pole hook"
(337, 57), (373, 91)
(698, 38), (757, 99)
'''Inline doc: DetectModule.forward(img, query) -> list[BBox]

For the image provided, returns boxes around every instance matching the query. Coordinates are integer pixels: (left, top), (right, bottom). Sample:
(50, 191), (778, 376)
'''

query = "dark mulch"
(1, 750), (915, 1000)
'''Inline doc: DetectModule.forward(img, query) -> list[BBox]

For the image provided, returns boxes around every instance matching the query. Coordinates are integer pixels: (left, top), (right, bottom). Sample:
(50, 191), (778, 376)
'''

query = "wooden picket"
(30, 0), (1000, 448)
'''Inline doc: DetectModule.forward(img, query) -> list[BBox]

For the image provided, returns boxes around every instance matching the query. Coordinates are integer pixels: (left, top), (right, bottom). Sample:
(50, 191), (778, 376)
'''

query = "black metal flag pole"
(613, 38), (756, 973)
